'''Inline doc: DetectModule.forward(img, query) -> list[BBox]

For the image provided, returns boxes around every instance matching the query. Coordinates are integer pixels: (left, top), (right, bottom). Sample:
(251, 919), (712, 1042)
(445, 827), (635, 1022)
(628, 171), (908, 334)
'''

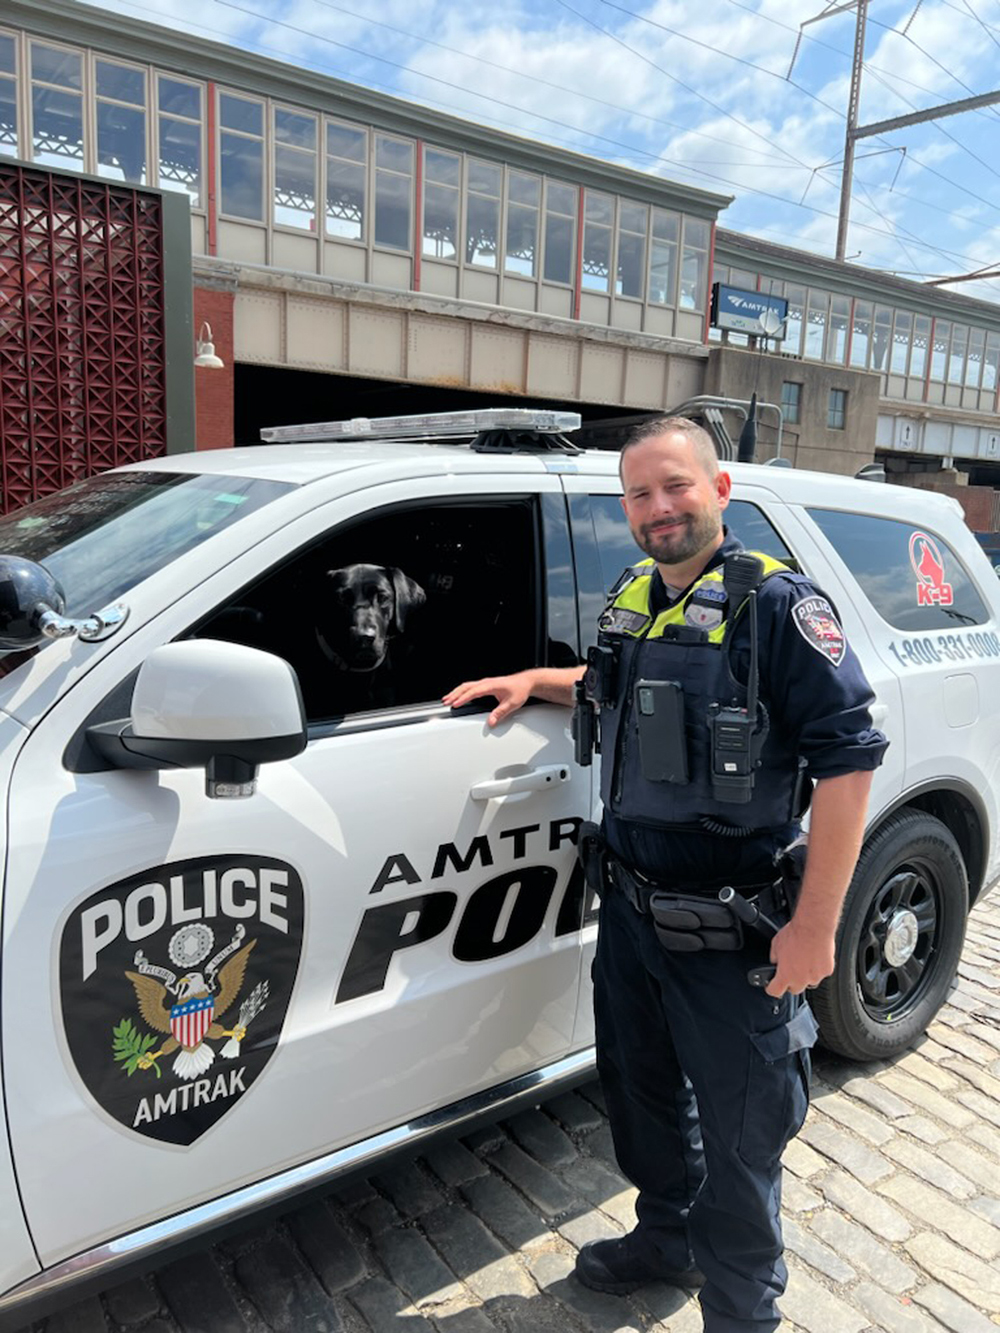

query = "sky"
(81, 0), (1000, 303)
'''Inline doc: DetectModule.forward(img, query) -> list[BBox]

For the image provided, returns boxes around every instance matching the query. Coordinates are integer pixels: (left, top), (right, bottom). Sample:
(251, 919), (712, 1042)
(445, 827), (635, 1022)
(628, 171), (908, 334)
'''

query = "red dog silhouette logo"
(909, 531), (953, 607)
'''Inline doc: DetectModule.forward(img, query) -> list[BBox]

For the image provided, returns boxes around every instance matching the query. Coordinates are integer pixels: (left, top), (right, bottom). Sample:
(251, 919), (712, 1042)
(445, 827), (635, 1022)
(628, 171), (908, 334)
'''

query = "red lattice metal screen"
(0, 162), (167, 513)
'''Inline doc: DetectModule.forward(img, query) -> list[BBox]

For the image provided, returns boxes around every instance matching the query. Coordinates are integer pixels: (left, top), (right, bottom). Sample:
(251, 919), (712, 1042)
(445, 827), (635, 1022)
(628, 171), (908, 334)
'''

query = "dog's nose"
(352, 626), (378, 642)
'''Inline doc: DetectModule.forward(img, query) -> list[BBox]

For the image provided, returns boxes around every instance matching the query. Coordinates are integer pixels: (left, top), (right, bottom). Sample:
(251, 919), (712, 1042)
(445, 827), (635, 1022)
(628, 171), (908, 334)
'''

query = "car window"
(192, 497), (548, 721)
(588, 495), (795, 595)
(807, 508), (989, 630)
(0, 471), (293, 617)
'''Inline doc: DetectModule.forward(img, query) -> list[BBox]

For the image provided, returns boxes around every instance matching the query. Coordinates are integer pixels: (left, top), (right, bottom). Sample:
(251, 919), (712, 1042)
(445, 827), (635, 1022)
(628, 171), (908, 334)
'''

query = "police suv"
(0, 408), (997, 1324)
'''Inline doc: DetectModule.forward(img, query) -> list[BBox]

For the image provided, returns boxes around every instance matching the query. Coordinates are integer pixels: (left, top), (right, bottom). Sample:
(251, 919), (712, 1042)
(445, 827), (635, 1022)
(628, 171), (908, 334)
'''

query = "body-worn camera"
(584, 643), (617, 704)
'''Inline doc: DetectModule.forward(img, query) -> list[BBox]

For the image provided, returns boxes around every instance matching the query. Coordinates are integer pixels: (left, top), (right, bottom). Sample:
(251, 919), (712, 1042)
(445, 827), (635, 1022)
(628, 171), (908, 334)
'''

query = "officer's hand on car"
(443, 671), (537, 726)
(765, 916), (836, 997)
(444, 666), (583, 726)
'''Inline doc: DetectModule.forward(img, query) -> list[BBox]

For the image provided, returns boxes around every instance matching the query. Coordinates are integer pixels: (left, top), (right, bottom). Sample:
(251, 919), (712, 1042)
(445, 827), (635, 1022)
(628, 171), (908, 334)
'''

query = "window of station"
(96, 59), (146, 184)
(543, 181), (576, 285)
(157, 75), (202, 206)
(648, 207), (679, 306)
(870, 305), (892, 372)
(219, 91), (264, 221)
(827, 295), (850, 364)
(582, 190), (613, 292)
(930, 320), (949, 381)
(466, 158), (500, 268)
(422, 147), (459, 260)
(849, 300), (871, 368)
(272, 107), (316, 231)
(617, 201), (647, 299)
(504, 170), (539, 277)
(0, 32), (17, 158)
(781, 286), (805, 356)
(781, 381), (802, 425)
(30, 42), (84, 172)
(984, 333), (1000, 394)
(326, 120), (366, 242)
(889, 310), (911, 375)
(966, 327), (985, 389)
(679, 217), (709, 311)
(828, 388), (847, 430)
(803, 289), (828, 360)
(373, 134), (412, 251)
(910, 315), (930, 380)
(949, 323), (968, 385)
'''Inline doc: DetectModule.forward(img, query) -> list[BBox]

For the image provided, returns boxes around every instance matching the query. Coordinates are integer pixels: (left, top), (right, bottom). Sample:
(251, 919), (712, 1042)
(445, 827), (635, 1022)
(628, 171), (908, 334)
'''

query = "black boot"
(574, 1233), (706, 1294)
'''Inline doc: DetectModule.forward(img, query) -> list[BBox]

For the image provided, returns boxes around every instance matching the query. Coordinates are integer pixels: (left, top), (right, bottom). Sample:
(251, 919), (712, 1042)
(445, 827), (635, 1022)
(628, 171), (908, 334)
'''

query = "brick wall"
(193, 287), (234, 450)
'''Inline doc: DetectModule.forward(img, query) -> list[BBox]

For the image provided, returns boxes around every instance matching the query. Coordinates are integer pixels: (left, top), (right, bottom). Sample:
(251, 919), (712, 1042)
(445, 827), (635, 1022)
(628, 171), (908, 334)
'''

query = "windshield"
(0, 470), (294, 618)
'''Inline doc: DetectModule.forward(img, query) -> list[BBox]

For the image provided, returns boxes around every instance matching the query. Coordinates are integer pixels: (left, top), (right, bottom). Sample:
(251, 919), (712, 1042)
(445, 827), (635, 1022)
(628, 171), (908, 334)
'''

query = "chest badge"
(684, 585), (727, 631)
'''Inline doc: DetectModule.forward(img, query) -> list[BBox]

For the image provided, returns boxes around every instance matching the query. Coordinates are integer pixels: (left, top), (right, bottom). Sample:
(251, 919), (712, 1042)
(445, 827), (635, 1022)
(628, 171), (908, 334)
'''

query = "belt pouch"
(648, 891), (744, 952)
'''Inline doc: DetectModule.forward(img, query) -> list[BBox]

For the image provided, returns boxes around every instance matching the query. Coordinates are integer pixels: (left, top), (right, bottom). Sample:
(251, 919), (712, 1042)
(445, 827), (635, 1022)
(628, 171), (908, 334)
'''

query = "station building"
(1, 0), (999, 529)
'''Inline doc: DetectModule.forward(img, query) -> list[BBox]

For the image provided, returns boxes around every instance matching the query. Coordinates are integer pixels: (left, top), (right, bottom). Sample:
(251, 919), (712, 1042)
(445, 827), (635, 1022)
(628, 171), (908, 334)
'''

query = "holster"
(775, 837), (807, 916)
(578, 820), (607, 895)
(647, 891), (744, 953)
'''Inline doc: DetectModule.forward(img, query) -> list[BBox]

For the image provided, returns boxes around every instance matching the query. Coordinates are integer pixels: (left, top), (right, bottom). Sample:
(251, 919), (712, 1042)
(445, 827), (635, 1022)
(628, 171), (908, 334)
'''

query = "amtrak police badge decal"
(59, 855), (304, 1146)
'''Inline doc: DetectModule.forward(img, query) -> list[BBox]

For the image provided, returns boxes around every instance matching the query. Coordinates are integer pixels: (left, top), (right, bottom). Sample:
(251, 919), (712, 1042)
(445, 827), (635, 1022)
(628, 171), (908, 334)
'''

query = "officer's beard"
(633, 507), (722, 568)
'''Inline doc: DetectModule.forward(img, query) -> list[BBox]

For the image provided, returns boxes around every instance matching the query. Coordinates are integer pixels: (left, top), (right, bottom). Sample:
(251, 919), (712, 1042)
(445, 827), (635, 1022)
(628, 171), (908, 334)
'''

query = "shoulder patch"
(791, 595), (845, 667)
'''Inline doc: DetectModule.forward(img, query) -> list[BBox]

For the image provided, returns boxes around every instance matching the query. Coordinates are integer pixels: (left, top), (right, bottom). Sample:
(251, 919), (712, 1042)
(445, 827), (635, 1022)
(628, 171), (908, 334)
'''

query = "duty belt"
(605, 855), (788, 923)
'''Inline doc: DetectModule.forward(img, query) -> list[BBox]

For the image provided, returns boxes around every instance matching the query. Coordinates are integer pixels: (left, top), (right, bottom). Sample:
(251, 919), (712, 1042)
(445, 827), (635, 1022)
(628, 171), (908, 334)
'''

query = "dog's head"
(320, 564), (426, 671)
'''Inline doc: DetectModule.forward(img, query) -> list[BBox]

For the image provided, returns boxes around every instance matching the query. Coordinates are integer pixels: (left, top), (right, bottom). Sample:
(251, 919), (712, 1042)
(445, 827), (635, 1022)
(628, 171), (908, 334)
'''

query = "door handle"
(470, 765), (572, 800)
(870, 702), (889, 726)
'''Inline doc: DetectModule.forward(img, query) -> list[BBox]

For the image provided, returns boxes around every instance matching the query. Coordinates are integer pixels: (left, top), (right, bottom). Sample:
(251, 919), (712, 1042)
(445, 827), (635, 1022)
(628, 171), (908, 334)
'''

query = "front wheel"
(810, 809), (968, 1061)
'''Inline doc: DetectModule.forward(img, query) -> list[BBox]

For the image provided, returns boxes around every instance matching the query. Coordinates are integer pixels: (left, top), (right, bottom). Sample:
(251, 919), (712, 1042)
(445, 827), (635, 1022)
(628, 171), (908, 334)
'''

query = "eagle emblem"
(121, 924), (268, 1081)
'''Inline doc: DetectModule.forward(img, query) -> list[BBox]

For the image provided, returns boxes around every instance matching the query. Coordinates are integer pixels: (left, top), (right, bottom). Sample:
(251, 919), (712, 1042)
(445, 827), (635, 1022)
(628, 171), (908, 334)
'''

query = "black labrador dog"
(307, 563), (426, 714)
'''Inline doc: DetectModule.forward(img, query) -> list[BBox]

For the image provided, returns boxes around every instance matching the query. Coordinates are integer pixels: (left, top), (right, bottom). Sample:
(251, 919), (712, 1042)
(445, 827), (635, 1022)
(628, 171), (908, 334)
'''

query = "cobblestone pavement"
(19, 887), (1000, 1333)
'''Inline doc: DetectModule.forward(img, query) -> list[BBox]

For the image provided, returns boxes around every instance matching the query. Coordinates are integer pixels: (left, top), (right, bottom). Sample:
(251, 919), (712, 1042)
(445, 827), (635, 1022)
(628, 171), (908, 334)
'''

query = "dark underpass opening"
(233, 365), (652, 449)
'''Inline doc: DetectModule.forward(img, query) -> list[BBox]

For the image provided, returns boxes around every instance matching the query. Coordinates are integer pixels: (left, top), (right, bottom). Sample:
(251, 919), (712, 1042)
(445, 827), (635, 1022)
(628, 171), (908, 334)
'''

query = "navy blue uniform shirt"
(604, 528), (888, 883)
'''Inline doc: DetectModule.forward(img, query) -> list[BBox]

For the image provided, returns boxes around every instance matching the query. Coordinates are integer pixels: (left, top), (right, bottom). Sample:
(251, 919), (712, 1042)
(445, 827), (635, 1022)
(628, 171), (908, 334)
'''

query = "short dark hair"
(619, 416), (719, 479)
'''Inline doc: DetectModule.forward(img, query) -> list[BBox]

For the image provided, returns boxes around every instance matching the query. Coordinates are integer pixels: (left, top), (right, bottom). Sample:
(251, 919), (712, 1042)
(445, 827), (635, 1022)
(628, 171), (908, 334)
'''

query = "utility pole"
(791, 2), (1000, 264)
(836, 0), (868, 261)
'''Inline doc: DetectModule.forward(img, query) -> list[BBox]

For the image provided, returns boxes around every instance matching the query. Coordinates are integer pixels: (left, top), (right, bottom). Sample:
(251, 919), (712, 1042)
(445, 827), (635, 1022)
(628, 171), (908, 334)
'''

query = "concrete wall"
(208, 259), (709, 414)
(702, 346), (881, 475)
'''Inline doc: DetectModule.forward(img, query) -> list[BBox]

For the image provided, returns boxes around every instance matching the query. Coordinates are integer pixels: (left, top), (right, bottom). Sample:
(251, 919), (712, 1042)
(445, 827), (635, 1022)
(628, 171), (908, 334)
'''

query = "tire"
(810, 809), (969, 1062)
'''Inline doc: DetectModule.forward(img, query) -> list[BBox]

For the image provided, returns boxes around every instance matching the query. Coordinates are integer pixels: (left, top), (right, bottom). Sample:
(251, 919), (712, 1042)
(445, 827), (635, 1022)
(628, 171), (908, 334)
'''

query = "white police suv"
(0, 408), (997, 1324)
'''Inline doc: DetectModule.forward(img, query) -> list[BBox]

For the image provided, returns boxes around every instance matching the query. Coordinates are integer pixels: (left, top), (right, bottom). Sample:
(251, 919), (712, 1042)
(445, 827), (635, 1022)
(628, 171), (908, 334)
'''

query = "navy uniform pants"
(593, 885), (819, 1332)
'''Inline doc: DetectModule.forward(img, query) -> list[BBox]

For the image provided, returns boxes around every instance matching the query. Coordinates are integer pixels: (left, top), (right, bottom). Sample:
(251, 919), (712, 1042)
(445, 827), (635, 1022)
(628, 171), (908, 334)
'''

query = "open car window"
(192, 497), (543, 722)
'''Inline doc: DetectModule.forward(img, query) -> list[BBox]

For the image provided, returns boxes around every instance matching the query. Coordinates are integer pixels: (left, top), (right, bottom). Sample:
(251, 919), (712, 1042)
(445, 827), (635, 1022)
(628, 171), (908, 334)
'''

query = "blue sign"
(711, 284), (788, 335)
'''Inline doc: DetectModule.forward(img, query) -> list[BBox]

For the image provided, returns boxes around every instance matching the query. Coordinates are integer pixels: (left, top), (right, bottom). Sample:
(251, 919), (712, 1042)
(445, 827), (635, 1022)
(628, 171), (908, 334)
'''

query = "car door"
(3, 471), (587, 1266)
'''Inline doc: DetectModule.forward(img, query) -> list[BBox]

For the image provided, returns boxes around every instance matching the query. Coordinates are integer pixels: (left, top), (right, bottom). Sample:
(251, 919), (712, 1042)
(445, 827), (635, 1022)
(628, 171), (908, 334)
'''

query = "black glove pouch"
(648, 891), (744, 953)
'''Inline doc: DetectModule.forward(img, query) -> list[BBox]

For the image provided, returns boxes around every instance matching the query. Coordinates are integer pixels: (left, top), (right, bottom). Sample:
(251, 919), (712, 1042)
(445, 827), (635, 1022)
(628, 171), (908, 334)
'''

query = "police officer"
(443, 417), (887, 1332)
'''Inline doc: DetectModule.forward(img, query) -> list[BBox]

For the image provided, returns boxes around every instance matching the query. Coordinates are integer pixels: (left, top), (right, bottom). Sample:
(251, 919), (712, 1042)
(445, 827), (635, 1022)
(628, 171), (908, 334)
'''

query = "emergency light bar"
(260, 408), (582, 443)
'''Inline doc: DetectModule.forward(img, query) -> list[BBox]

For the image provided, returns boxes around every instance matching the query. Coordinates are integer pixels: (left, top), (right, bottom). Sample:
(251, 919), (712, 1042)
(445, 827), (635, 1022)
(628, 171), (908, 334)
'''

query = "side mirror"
(88, 640), (307, 798)
(0, 555), (66, 648)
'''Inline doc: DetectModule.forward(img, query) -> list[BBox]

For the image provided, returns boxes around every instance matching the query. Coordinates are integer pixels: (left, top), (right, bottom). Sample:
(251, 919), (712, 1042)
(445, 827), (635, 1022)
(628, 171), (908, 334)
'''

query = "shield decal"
(170, 996), (215, 1048)
(59, 855), (304, 1147)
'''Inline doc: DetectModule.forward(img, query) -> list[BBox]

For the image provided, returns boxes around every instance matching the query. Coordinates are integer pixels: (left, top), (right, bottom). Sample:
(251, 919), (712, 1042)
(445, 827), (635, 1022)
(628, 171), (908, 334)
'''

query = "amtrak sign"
(711, 284), (788, 336)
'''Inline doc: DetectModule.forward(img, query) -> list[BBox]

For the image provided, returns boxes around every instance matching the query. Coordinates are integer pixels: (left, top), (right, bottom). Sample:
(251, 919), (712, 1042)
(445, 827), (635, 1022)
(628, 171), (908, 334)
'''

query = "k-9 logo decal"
(59, 856), (303, 1146)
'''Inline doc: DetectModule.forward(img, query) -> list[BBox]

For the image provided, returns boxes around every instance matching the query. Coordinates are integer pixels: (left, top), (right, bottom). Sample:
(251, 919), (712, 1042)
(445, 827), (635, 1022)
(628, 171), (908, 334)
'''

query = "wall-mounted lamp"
(194, 321), (224, 369)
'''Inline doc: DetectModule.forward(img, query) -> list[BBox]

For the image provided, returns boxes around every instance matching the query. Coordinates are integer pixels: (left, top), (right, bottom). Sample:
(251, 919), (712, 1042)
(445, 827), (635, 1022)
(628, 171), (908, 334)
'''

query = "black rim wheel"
(857, 863), (940, 1022)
